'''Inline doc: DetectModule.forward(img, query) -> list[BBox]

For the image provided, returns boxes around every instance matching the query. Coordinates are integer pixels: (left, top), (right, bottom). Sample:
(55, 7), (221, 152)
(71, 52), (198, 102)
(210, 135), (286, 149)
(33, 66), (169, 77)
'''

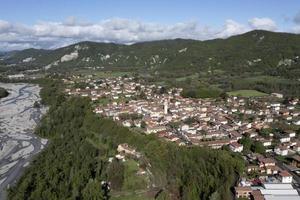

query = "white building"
(271, 93), (284, 98)
(164, 100), (168, 115)
(8, 74), (25, 79)
(280, 136), (291, 143)
(279, 170), (293, 183)
(255, 183), (300, 200)
(274, 146), (288, 156)
(229, 142), (243, 152)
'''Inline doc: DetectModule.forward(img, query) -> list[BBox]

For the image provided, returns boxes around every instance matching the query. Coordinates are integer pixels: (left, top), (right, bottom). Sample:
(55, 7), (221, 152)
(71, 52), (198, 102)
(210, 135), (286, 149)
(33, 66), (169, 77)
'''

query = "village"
(65, 75), (300, 200)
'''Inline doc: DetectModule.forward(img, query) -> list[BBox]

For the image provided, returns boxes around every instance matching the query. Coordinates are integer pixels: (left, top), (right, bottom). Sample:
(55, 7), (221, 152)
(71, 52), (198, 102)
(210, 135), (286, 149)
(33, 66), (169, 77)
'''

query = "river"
(0, 83), (47, 200)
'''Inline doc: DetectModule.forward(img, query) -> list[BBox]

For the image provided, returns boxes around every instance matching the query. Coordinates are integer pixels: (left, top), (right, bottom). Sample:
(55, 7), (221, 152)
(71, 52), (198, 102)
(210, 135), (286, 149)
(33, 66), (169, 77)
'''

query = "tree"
(159, 86), (167, 94)
(33, 101), (40, 108)
(239, 137), (252, 153)
(251, 141), (265, 154)
(219, 92), (228, 100)
(259, 128), (271, 138)
(141, 121), (147, 129)
(181, 89), (197, 98)
(135, 85), (141, 91)
(184, 117), (197, 125)
(82, 179), (105, 200)
(0, 87), (8, 98)
(106, 159), (124, 190)
(139, 91), (147, 99)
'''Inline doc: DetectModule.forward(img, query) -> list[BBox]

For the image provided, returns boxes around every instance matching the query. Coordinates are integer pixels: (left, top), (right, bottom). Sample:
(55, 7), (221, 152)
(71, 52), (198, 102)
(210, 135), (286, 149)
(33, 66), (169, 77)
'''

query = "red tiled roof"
(280, 170), (292, 177)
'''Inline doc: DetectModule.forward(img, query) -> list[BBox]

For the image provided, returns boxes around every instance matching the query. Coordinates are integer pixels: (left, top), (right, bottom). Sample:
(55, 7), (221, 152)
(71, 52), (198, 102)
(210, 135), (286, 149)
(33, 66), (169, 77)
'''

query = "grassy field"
(122, 159), (148, 191)
(74, 69), (133, 78)
(175, 73), (199, 81)
(227, 90), (268, 97)
(111, 159), (151, 200)
(93, 71), (133, 78)
(111, 193), (153, 200)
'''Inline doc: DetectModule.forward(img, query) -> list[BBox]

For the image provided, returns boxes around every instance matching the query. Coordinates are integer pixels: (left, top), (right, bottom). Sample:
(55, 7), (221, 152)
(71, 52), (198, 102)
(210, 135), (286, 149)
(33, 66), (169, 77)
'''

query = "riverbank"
(0, 83), (47, 200)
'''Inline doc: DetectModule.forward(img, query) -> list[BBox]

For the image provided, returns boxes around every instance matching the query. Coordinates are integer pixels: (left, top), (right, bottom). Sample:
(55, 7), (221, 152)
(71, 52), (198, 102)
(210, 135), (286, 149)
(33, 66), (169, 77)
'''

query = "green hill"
(2, 30), (300, 96)
(2, 30), (299, 72)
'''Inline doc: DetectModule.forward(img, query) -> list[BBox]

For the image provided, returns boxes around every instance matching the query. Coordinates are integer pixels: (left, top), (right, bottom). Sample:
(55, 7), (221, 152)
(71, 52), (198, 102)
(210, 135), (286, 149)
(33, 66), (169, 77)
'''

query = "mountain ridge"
(2, 30), (299, 70)
(1, 30), (300, 97)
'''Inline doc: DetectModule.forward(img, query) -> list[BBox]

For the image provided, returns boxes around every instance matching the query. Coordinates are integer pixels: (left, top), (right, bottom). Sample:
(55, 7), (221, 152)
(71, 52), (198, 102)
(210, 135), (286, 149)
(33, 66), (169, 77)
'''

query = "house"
(280, 109), (290, 116)
(279, 170), (293, 183)
(251, 190), (264, 200)
(293, 119), (300, 126)
(274, 145), (288, 156)
(265, 165), (280, 175)
(291, 155), (300, 168)
(117, 143), (141, 158)
(146, 125), (166, 134)
(271, 93), (283, 98)
(257, 157), (279, 174)
(284, 130), (296, 138)
(198, 139), (231, 149)
(294, 143), (300, 152)
(258, 157), (275, 167)
(247, 165), (260, 173)
(247, 131), (258, 138)
(229, 131), (242, 140)
(229, 142), (244, 152)
(261, 139), (272, 147)
(235, 186), (252, 199)
(279, 136), (291, 143)
(258, 157), (276, 174)
(122, 120), (132, 127)
(8, 74), (25, 79)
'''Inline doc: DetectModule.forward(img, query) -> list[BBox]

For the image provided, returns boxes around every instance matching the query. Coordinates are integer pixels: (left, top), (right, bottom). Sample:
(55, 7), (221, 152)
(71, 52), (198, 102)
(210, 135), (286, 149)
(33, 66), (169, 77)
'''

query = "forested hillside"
(7, 79), (244, 200)
(2, 30), (300, 97)
(2, 30), (300, 75)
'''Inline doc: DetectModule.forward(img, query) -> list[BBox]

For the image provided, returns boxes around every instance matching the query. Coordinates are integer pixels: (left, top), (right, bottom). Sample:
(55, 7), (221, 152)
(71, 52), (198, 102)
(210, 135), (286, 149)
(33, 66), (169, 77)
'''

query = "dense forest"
(8, 79), (244, 200)
(0, 87), (9, 98)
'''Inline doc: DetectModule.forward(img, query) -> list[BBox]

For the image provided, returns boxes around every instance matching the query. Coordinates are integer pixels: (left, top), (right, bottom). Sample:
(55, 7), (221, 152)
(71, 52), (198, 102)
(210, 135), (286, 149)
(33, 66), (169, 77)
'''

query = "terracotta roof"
(292, 155), (300, 162)
(251, 190), (264, 200)
(279, 170), (292, 177)
(230, 142), (242, 148)
(235, 186), (252, 192)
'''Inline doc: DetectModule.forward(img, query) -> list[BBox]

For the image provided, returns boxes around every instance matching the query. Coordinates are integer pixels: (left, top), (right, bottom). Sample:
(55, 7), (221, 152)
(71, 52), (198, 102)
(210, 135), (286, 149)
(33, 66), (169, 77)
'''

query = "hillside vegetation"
(1, 30), (300, 97)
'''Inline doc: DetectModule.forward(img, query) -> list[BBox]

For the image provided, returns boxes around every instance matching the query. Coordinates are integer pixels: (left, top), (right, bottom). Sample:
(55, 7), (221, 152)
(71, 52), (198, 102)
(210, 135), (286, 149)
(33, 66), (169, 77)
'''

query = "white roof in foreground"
(260, 189), (299, 195)
(263, 183), (294, 190)
(264, 195), (300, 200)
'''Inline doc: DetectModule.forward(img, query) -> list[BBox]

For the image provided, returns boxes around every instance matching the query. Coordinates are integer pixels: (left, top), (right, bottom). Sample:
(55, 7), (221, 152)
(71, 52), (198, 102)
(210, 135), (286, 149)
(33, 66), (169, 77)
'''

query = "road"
(0, 83), (47, 200)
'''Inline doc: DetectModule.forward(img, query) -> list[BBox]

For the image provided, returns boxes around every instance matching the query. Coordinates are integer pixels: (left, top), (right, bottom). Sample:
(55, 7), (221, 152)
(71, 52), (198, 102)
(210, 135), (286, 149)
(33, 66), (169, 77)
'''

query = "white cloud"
(0, 20), (11, 33)
(294, 11), (300, 24)
(0, 17), (282, 51)
(292, 25), (300, 33)
(216, 20), (248, 38)
(248, 17), (277, 31)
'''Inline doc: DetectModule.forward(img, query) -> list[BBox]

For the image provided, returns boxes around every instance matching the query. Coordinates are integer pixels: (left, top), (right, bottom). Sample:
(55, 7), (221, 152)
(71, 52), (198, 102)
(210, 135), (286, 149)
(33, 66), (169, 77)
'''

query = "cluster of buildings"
(65, 76), (300, 200)
(236, 153), (300, 199)
(235, 177), (300, 200)
(66, 76), (300, 151)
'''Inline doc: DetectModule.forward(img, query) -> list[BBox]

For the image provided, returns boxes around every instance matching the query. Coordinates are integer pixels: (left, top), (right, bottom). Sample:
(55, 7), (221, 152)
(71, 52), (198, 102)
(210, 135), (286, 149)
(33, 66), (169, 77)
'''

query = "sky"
(0, 0), (300, 50)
